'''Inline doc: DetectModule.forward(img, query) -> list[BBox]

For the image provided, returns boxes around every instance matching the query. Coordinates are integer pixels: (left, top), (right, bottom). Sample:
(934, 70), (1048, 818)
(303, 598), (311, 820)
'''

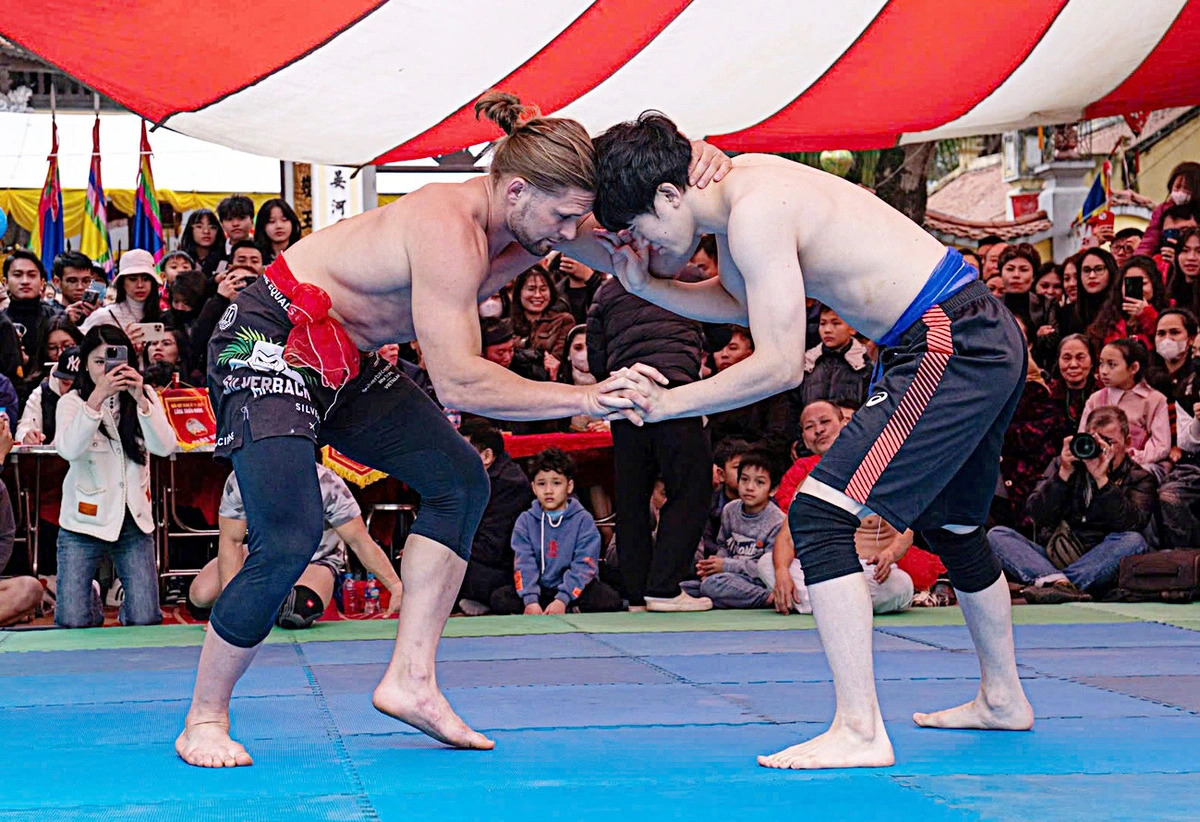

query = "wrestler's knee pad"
(275, 585), (324, 629)
(788, 493), (863, 586)
(922, 526), (1001, 593)
(411, 444), (490, 561)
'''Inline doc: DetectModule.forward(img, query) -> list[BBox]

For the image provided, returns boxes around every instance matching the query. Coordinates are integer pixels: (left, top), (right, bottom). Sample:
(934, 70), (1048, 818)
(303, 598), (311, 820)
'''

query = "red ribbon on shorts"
(265, 257), (360, 388)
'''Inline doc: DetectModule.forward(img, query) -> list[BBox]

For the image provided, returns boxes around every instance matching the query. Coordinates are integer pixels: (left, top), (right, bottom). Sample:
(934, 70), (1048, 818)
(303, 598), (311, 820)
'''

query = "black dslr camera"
(1069, 432), (1101, 460)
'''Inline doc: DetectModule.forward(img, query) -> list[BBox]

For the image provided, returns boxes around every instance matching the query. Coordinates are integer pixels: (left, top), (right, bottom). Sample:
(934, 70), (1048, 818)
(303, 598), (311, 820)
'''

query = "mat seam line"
(292, 641), (380, 822)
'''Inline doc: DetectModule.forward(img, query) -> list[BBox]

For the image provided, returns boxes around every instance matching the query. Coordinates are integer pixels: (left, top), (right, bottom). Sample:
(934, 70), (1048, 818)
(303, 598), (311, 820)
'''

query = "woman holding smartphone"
(80, 250), (165, 357)
(53, 325), (176, 628)
(1088, 255), (1164, 351)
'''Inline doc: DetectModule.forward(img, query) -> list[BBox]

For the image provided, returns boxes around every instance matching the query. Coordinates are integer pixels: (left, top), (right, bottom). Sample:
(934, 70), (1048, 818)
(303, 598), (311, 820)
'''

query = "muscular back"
(721, 155), (947, 341)
(280, 178), (533, 349)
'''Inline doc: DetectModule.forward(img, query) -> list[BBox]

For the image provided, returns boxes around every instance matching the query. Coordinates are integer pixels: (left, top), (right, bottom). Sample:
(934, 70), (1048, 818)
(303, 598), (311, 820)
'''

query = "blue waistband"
(876, 247), (977, 347)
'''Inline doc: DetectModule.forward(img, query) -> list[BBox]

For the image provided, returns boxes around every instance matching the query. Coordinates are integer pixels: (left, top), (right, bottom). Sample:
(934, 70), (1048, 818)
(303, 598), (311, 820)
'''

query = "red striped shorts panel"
(844, 305), (953, 504)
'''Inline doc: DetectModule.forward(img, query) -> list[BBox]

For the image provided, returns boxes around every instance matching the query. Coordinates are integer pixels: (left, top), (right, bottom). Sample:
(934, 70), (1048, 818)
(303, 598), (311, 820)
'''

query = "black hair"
(47, 315), (83, 345)
(592, 111), (693, 231)
(216, 195), (255, 222)
(52, 250), (93, 281)
(1114, 227), (1145, 242)
(736, 448), (780, 488)
(529, 446), (575, 482)
(510, 264), (563, 339)
(229, 239), (261, 258)
(727, 325), (754, 349)
(91, 264), (109, 284)
(1087, 253), (1164, 348)
(142, 361), (179, 389)
(4, 249), (45, 279)
(713, 437), (751, 468)
(459, 418), (505, 458)
(1073, 247), (1119, 341)
(1167, 161), (1200, 199)
(977, 234), (1005, 248)
(1157, 307), (1199, 337)
(1034, 262), (1060, 286)
(997, 243), (1042, 278)
(694, 234), (718, 259)
(557, 324), (588, 385)
(254, 197), (302, 263)
(169, 270), (207, 310)
(178, 209), (225, 262)
(1102, 337), (1149, 383)
(75, 325), (148, 465)
(1162, 201), (1200, 225)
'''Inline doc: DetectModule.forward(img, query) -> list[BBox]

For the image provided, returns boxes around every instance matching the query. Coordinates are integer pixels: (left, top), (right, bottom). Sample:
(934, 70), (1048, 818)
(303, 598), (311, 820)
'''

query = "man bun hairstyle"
(593, 111), (693, 231)
(474, 90), (595, 196)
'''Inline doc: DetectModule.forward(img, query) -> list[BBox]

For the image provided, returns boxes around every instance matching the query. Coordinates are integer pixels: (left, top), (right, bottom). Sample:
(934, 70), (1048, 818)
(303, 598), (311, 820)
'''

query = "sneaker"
(105, 579), (124, 608)
(457, 598), (490, 617)
(1021, 579), (1092, 604)
(645, 592), (713, 612)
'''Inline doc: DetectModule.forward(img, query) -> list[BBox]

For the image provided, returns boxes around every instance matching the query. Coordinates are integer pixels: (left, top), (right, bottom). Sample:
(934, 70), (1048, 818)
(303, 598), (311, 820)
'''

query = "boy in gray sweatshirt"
(681, 450), (784, 608)
(491, 448), (624, 614)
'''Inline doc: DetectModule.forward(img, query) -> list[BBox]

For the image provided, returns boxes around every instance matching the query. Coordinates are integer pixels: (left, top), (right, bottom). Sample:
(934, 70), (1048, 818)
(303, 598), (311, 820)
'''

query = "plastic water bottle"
(364, 574), (381, 616)
(343, 572), (360, 616)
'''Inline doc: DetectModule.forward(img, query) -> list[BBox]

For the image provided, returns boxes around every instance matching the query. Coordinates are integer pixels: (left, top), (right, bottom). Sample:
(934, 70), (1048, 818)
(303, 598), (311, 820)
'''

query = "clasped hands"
(589, 363), (672, 426)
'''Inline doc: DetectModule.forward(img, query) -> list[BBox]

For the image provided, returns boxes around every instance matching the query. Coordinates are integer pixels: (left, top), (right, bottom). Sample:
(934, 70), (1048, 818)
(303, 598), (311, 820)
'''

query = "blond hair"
(474, 91), (595, 194)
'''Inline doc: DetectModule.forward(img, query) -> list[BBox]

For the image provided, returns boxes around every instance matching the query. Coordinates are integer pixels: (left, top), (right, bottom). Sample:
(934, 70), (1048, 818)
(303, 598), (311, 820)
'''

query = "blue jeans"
(55, 513), (162, 628)
(986, 525), (1147, 593)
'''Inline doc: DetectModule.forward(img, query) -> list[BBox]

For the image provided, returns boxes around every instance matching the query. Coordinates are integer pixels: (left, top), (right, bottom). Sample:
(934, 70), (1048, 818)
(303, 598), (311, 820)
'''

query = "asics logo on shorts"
(866, 391), (888, 407)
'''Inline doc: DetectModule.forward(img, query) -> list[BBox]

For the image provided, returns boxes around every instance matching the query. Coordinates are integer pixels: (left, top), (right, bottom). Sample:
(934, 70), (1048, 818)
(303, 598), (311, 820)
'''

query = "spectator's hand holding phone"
(216, 268), (254, 300)
(66, 300), (96, 325)
(1122, 297), (1148, 319)
(121, 366), (150, 412)
(124, 322), (147, 355)
(88, 363), (138, 410)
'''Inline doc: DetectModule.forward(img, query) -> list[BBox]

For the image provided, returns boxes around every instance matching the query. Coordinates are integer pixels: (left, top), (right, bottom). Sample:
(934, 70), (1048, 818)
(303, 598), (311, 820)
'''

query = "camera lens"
(1070, 433), (1099, 460)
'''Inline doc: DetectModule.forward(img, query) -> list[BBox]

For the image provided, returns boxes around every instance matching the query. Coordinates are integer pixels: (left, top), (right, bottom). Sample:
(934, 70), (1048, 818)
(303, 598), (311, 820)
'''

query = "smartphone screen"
(134, 323), (166, 344)
(1124, 276), (1144, 300)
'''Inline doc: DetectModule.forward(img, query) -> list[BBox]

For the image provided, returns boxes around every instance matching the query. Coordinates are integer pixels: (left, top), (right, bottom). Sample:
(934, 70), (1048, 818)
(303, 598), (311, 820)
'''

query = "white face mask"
(1157, 337), (1189, 361)
(1170, 190), (1192, 206)
(478, 298), (504, 319)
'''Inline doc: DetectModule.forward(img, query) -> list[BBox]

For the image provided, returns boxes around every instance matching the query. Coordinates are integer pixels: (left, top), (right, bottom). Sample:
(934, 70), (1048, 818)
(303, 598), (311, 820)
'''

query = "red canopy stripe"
(374, 0), (691, 163)
(710, 0), (1069, 152)
(1087, 2), (1200, 118)
(5, 0), (386, 123)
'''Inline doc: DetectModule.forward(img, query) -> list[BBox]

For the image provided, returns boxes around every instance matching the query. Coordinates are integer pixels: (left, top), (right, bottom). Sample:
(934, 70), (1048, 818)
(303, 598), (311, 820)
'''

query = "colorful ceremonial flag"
(29, 117), (64, 274)
(80, 116), (112, 274)
(131, 120), (164, 262)
(1076, 160), (1111, 226)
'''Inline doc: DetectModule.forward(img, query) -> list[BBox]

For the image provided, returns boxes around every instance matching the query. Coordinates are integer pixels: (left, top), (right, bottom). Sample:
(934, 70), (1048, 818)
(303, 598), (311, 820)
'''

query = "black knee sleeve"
(922, 527), (1001, 593)
(410, 445), (490, 561)
(275, 585), (324, 629)
(788, 493), (863, 586)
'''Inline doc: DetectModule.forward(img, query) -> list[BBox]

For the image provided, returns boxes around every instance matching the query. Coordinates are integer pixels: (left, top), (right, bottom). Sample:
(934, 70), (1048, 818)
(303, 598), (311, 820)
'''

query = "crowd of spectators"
(2, 162), (1200, 626)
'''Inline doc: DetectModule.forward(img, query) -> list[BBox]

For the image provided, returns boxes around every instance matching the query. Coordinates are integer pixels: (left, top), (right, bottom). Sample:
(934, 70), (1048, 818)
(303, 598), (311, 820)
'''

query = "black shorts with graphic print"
(807, 280), (1027, 532)
(207, 277), (412, 459)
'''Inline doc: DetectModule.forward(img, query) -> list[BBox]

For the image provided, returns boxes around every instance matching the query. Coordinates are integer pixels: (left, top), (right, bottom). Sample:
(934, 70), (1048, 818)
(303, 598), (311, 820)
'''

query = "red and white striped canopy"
(7, 1), (1199, 165)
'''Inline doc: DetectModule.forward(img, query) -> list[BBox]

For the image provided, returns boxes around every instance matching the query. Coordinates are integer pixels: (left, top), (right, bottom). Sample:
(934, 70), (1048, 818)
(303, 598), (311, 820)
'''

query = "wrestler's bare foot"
(372, 680), (494, 750)
(175, 717), (254, 768)
(913, 687), (1034, 730)
(757, 715), (894, 770)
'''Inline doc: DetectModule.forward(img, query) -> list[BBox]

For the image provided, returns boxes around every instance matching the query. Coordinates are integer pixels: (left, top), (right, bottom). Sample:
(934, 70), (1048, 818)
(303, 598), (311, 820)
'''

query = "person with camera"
(986, 406), (1154, 604)
(53, 326), (176, 627)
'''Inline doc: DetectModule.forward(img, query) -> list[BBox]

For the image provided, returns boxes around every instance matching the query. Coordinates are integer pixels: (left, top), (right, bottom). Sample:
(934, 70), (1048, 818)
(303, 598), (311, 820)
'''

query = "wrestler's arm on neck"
(410, 213), (594, 421)
(656, 205), (807, 418)
(555, 216), (748, 324)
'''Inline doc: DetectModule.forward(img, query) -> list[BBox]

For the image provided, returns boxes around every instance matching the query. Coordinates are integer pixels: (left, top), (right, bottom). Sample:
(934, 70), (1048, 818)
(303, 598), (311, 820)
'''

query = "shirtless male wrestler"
(174, 94), (730, 768)
(587, 112), (1035, 770)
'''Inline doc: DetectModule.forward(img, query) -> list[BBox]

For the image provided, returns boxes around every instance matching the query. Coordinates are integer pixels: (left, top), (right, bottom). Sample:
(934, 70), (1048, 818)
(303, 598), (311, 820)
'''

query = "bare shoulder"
(403, 182), (489, 263)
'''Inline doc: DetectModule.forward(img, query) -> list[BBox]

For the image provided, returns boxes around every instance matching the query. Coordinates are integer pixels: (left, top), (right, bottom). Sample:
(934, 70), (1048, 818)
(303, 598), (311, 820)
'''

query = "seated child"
(491, 448), (623, 614)
(681, 450), (785, 609)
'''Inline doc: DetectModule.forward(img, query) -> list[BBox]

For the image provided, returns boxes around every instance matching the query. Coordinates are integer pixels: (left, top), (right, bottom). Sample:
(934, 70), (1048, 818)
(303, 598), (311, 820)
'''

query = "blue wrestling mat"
(1, 606), (1198, 820)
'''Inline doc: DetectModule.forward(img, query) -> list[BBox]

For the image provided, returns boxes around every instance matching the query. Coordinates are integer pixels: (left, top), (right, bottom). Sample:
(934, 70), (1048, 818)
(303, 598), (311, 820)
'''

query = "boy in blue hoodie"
(492, 448), (625, 615)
